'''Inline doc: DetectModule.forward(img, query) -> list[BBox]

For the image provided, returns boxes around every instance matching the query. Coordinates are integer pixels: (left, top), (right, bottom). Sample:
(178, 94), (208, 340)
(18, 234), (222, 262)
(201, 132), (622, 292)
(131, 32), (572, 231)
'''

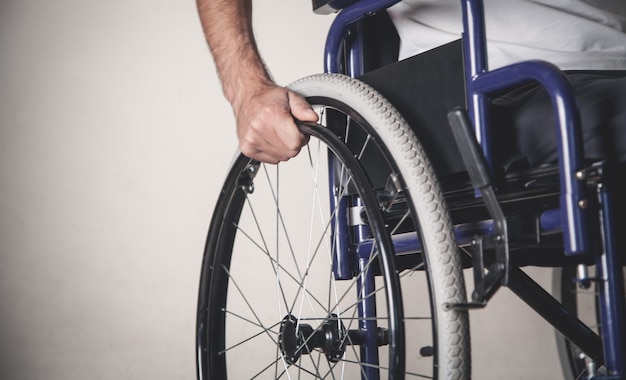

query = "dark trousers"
(492, 71), (626, 168)
(492, 71), (626, 242)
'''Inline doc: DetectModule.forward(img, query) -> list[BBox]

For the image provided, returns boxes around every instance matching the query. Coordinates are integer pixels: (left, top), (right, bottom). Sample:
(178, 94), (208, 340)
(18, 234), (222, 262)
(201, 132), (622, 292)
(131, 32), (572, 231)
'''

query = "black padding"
(360, 11), (401, 73)
(359, 40), (467, 177)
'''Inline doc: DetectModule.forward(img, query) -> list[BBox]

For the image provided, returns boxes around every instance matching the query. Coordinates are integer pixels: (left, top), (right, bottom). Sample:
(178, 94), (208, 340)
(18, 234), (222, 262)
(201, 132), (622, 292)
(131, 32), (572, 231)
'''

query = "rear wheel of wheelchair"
(196, 73), (470, 379)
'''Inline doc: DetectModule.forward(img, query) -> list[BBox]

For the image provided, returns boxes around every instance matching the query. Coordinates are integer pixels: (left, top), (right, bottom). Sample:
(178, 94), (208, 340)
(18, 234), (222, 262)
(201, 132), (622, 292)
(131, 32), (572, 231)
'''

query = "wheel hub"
(278, 314), (347, 364)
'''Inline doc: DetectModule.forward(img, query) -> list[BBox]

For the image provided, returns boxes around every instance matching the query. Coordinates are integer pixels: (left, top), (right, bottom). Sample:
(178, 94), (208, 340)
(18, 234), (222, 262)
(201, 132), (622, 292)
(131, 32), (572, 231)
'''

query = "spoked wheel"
(196, 73), (470, 379)
(553, 266), (596, 379)
(553, 265), (626, 379)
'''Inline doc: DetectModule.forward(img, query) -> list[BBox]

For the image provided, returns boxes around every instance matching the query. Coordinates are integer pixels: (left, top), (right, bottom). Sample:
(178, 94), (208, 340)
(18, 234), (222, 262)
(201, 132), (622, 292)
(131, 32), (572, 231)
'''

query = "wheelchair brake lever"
(447, 108), (510, 306)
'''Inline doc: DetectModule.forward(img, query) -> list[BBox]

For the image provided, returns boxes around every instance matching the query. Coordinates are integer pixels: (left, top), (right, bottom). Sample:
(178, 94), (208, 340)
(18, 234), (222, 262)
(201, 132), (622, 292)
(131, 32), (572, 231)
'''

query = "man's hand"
(232, 82), (319, 164)
(197, 0), (317, 163)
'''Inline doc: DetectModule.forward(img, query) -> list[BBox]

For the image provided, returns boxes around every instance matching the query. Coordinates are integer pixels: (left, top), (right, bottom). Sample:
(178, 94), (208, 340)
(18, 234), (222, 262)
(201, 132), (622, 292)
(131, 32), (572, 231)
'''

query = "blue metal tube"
(321, 2), (621, 377)
(596, 184), (626, 377)
(461, 0), (491, 166)
(471, 61), (588, 255)
(357, 251), (380, 380)
(461, 0), (488, 78)
(347, 21), (365, 77)
(325, 5), (394, 376)
(324, 0), (401, 73)
(358, 219), (497, 257)
(358, 208), (568, 258)
(462, 0), (588, 255)
(324, 0), (589, 255)
(539, 208), (562, 234)
(328, 154), (354, 281)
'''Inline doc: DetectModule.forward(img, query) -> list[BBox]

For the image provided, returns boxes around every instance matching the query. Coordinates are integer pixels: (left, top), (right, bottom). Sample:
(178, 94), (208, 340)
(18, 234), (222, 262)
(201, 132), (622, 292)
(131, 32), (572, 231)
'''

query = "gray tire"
(290, 73), (470, 379)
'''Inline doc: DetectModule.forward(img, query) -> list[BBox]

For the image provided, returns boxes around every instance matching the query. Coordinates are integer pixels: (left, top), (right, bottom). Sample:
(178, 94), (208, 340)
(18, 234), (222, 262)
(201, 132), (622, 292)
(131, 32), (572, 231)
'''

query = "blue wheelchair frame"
(321, 0), (626, 378)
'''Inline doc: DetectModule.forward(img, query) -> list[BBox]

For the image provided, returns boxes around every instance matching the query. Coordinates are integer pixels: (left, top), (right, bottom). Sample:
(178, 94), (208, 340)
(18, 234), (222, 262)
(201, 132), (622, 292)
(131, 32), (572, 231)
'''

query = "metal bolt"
(578, 199), (588, 209)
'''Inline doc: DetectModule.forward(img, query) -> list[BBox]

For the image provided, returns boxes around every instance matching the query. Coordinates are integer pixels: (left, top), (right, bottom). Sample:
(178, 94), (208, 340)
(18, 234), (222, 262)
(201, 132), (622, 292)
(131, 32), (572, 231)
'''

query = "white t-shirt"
(388, 0), (626, 70)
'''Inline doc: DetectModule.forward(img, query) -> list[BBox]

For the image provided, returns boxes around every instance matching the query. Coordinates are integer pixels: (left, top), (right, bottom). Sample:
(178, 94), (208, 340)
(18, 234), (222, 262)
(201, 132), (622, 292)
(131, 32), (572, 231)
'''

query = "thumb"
(288, 91), (319, 122)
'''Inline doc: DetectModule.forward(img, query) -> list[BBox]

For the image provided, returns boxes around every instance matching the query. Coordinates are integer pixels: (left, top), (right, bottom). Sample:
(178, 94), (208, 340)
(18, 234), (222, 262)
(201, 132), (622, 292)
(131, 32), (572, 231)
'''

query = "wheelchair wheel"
(196, 73), (469, 379)
(554, 265), (626, 379)
(553, 266), (593, 379)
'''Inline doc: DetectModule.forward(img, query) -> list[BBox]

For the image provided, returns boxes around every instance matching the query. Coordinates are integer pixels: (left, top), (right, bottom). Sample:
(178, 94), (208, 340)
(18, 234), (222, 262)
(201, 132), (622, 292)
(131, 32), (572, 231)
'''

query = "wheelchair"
(196, 0), (626, 378)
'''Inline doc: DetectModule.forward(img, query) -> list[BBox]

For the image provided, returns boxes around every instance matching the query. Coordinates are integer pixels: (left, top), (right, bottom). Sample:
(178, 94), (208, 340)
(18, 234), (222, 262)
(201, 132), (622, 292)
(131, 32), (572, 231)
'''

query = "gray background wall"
(0, 1), (563, 379)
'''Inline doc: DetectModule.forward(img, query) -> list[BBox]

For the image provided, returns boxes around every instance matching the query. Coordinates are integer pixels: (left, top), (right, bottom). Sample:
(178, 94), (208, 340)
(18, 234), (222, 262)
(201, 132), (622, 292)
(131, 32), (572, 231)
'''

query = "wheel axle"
(278, 314), (390, 365)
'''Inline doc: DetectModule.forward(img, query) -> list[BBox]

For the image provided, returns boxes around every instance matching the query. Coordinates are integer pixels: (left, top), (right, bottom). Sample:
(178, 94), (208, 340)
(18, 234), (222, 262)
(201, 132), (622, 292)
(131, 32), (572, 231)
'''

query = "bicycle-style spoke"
(224, 140), (395, 378)
(238, 189), (292, 315)
(222, 140), (424, 379)
(198, 73), (473, 379)
(229, 222), (333, 317)
(245, 354), (284, 380)
(219, 317), (281, 355)
(291, 162), (357, 319)
(222, 265), (282, 344)
(260, 163), (303, 317)
(231, 219), (329, 319)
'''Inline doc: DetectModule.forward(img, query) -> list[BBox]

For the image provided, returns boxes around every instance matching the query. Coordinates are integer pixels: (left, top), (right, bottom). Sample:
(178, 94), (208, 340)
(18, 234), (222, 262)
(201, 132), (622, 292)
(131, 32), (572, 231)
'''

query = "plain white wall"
(0, 1), (331, 379)
(0, 0), (563, 379)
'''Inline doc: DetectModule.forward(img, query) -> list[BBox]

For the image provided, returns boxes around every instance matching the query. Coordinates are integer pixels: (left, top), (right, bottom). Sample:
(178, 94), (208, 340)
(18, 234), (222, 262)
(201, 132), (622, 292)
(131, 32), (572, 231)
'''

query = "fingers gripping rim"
(289, 73), (471, 379)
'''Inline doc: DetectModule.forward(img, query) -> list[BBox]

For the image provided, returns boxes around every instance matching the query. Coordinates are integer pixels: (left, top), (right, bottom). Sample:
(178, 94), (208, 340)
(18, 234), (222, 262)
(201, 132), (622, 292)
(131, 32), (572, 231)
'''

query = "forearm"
(196, 0), (316, 164)
(196, 0), (272, 106)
